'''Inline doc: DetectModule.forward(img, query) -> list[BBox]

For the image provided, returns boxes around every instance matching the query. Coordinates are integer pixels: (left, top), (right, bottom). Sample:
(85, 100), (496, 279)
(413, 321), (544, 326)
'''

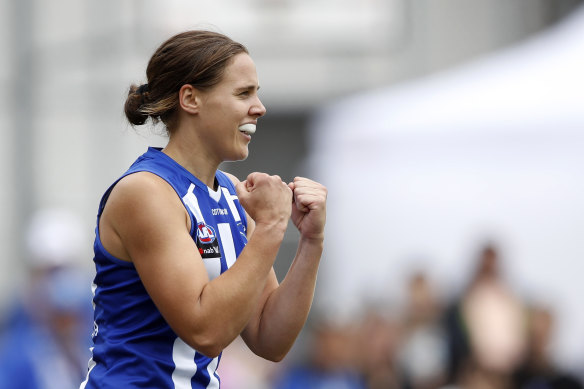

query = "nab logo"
(197, 223), (216, 244)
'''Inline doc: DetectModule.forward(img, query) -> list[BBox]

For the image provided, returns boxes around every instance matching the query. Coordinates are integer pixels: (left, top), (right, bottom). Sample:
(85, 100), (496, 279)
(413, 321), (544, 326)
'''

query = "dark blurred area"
(222, 243), (584, 389)
(0, 208), (92, 388)
(3, 217), (580, 388)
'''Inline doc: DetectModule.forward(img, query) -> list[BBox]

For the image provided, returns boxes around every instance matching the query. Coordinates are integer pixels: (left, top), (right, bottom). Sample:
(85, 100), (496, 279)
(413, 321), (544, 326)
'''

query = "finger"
(292, 176), (318, 186)
(247, 172), (268, 184)
(292, 177), (325, 191)
(295, 184), (326, 195)
(241, 179), (253, 190)
(293, 187), (327, 201)
(295, 192), (326, 210)
(235, 180), (246, 192)
(288, 182), (296, 199)
(292, 179), (326, 198)
(244, 173), (256, 189)
(294, 199), (309, 212)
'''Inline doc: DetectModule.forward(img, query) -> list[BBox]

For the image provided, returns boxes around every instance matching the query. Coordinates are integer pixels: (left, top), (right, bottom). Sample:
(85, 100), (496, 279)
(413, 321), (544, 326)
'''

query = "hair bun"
(137, 84), (149, 95)
(124, 84), (150, 126)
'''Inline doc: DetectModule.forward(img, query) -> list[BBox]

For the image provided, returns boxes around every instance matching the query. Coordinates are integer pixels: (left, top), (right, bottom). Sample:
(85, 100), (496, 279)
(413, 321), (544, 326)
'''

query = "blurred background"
(1, 0), (583, 388)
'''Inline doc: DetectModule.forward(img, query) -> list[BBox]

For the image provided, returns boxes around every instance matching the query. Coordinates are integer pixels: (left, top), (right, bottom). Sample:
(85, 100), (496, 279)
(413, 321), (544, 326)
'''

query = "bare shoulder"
(221, 171), (241, 186)
(101, 171), (189, 259)
(105, 171), (185, 224)
(111, 171), (175, 198)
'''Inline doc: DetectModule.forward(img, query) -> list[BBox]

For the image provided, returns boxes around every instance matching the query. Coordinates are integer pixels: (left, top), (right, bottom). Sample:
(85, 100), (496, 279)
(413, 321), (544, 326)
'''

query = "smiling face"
(196, 53), (266, 163)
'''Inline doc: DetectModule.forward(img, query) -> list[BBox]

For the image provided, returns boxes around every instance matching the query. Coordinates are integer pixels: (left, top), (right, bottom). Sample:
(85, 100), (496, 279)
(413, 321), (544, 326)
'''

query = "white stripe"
(217, 223), (237, 269)
(206, 357), (220, 389)
(207, 185), (222, 203)
(203, 256), (221, 280)
(221, 187), (241, 222)
(81, 282), (98, 389)
(183, 184), (205, 223)
(171, 338), (197, 389)
(78, 348), (96, 389)
(91, 282), (97, 309)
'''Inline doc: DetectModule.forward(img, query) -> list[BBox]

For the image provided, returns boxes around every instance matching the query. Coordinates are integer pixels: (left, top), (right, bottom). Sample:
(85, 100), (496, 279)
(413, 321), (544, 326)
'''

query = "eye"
(238, 91), (250, 97)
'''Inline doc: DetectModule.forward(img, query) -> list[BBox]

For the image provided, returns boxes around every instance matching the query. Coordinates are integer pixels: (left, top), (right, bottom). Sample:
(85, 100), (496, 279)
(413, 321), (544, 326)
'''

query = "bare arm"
(100, 171), (292, 358)
(238, 176), (327, 361)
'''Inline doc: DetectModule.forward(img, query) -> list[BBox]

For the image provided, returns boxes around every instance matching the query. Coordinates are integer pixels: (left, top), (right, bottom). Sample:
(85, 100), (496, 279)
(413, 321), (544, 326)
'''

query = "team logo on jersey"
(196, 222), (222, 259)
(197, 223), (216, 244)
(237, 222), (248, 244)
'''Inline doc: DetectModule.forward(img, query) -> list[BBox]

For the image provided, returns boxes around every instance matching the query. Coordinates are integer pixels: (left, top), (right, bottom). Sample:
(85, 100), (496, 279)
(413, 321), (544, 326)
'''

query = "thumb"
(235, 180), (250, 197)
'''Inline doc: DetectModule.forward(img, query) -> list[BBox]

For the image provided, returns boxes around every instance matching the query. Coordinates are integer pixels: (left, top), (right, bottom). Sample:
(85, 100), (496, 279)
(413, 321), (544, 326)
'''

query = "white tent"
(308, 5), (584, 368)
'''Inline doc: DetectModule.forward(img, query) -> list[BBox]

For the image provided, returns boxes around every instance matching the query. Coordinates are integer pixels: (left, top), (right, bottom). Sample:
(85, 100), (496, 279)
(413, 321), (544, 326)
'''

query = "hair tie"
(137, 84), (149, 95)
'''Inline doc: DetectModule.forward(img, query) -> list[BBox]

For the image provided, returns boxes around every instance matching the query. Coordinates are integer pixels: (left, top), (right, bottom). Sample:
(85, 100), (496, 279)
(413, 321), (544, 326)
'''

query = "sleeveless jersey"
(81, 147), (248, 389)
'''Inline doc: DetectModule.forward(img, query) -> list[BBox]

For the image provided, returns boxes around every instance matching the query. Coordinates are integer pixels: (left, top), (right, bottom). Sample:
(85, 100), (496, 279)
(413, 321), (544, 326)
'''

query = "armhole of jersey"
(94, 174), (132, 267)
(97, 170), (197, 239)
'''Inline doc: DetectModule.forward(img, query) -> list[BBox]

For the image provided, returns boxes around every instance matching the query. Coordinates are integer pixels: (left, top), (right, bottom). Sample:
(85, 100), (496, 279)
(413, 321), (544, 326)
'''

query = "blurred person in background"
(81, 30), (327, 388)
(356, 307), (403, 389)
(0, 208), (92, 389)
(442, 243), (527, 389)
(512, 304), (583, 389)
(272, 314), (366, 389)
(398, 271), (448, 389)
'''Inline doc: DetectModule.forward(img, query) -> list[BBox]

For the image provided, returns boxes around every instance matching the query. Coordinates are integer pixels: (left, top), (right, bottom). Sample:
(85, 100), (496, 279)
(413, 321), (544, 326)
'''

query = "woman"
(80, 30), (327, 388)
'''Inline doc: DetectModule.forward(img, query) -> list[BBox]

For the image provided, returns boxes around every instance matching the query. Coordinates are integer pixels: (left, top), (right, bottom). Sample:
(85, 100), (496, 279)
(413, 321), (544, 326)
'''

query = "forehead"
(220, 53), (259, 87)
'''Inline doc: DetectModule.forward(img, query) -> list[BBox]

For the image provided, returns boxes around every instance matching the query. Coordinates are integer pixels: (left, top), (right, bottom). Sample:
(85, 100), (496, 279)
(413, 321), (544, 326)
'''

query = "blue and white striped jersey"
(81, 147), (248, 389)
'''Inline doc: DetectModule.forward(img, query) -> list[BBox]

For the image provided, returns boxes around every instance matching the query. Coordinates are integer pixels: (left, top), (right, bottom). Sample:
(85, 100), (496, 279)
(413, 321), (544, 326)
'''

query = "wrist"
(253, 220), (288, 237)
(299, 233), (324, 246)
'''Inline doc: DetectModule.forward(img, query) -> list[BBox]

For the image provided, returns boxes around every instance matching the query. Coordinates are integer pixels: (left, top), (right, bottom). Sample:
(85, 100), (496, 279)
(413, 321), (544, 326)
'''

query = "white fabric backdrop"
(308, 5), (584, 368)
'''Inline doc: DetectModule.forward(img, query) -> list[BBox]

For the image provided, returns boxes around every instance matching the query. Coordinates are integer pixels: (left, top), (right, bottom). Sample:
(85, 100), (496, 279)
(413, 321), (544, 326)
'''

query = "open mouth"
(238, 123), (256, 135)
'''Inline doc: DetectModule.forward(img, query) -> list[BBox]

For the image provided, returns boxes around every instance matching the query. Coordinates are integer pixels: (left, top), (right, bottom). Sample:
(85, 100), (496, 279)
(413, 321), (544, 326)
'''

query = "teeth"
(238, 123), (256, 135)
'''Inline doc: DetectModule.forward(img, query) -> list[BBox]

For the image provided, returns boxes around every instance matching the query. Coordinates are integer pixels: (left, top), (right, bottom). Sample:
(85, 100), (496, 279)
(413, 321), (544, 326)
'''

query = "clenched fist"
(236, 172), (292, 229)
(288, 177), (327, 241)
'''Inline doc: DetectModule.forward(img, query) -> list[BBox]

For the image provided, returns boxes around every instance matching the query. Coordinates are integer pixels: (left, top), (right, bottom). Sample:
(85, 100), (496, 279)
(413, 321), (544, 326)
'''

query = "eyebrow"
(234, 85), (260, 93)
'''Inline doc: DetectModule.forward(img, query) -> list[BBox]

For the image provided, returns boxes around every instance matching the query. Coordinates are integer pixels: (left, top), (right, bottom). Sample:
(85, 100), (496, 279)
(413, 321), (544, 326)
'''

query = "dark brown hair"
(124, 30), (248, 131)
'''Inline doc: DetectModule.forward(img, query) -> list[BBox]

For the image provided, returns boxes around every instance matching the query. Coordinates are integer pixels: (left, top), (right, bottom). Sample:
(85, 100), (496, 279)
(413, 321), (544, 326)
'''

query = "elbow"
(252, 343), (292, 363)
(182, 330), (230, 359)
(193, 343), (224, 359)
(265, 352), (287, 363)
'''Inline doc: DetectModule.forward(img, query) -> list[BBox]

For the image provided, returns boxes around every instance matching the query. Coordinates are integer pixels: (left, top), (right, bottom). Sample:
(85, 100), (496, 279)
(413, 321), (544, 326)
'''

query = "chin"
(239, 146), (250, 160)
(227, 149), (249, 162)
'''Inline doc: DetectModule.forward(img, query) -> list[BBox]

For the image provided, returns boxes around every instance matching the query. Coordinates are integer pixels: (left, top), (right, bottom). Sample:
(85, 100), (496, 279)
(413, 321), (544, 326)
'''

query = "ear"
(178, 84), (201, 114)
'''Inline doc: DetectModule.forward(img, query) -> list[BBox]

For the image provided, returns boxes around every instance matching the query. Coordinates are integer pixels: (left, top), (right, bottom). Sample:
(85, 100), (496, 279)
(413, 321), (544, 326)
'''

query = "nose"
(250, 96), (266, 118)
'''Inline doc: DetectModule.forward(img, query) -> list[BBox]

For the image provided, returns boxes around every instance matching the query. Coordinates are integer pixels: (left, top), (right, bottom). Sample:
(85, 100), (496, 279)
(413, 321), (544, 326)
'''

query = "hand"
(288, 177), (327, 241)
(236, 173), (292, 228)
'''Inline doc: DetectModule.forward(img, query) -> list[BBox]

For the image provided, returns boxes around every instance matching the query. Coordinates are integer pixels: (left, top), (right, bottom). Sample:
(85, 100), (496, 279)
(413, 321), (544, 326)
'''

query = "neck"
(162, 135), (220, 189)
